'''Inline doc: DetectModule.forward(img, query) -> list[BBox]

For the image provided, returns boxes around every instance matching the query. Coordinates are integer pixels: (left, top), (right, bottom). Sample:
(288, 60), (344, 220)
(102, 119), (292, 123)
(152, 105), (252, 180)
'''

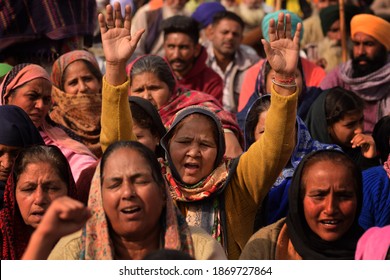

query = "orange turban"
(351, 14), (390, 51)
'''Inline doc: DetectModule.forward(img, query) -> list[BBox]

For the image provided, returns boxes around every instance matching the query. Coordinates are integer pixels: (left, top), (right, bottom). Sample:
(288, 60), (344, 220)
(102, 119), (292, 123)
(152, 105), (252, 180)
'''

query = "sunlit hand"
(98, 2), (144, 65)
(261, 12), (301, 78)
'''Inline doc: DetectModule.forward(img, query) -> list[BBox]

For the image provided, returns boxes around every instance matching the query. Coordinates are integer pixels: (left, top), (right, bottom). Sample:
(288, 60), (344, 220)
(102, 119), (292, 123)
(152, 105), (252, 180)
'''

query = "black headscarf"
(286, 149), (364, 259)
(129, 96), (166, 159)
(160, 106), (226, 184)
(0, 105), (44, 147)
(0, 105), (45, 209)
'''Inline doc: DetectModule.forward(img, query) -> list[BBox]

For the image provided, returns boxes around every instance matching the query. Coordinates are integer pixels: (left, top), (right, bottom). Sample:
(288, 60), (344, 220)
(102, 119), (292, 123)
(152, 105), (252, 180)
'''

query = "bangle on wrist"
(271, 78), (297, 88)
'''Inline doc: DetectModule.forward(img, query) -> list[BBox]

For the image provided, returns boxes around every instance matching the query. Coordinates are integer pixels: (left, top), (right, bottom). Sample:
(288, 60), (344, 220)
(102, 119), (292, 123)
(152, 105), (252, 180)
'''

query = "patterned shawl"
(339, 57), (390, 132)
(244, 96), (340, 226)
(0, 63), (97, 159)
(80, 161), (194, 259)
(50, 50), (102, 158)
(0, 149), (77, 260)
(127, 54), (243, 146)
(160, 106), (230, 247)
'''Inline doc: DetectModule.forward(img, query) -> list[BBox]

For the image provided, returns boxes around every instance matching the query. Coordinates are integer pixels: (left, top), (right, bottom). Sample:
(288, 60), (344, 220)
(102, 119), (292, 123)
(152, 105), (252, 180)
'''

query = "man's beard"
(352, 47), (388, 78)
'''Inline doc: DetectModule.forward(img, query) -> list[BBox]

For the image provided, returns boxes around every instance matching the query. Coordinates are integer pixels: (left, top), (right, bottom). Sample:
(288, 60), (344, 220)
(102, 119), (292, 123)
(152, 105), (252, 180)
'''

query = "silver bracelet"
(271, 78), (297, 88)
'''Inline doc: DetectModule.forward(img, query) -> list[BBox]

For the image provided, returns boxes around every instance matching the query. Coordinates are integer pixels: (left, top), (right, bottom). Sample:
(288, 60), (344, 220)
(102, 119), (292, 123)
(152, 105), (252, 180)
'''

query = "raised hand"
(261, 12), (301, 79)
(22, 197), (91, 259)
(98, 2), (144, 85)
(98, 2), (144, 65)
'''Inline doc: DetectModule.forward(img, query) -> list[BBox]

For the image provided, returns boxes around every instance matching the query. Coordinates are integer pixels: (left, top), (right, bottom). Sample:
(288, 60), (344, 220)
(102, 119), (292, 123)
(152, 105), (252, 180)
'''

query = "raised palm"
(262, 13), (301, 77)
(98, 2), (144, 64)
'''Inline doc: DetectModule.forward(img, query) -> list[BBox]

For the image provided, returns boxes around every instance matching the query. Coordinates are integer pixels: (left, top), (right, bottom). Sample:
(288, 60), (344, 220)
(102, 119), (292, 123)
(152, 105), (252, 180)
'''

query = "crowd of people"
(0, 0), (389, 260)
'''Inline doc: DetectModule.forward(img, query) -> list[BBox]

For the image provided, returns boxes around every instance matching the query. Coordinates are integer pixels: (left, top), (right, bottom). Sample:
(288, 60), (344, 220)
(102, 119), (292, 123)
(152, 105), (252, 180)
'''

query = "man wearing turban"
(313, 4), (360, 73)
(320, 14), (390, 134)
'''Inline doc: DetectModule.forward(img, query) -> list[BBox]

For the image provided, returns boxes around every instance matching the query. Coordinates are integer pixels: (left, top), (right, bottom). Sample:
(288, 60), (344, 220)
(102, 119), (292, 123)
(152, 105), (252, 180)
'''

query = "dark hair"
(143, 249), (194, 260)
(129, 97), (167, 158)
(130, 102), (163, 139)
(212, 11), (245, 30)
(100, 141), (165, 188)
(325, 87), (364, 126)
(130, 55), (176, 94)
(13, 145), (71, 188)
(245, 95), (271, 148)
(161, 15), (200, 44)
(372, 115), (390, 164)
(300, 150), (362, 199)
(61, 59), (102, 91)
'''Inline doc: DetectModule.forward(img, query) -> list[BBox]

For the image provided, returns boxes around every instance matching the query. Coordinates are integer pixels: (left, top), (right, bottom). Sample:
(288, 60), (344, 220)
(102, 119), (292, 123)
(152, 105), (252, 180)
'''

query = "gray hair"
(130, 55), (176, 93)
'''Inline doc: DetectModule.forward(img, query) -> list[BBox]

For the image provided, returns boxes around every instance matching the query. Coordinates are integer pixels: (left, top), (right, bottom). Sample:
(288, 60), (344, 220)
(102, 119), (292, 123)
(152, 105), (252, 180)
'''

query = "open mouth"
(121, 206), (141, 214)
(31, 210), (45, 218)
(320, 220), (340, 226)
(184, 163), (199, 170)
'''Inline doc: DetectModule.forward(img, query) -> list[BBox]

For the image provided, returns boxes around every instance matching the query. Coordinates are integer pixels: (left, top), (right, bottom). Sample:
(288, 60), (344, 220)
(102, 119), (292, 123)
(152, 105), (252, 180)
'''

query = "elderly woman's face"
(7, 78), (52, 128)
(130, 72), (171, 109)
(302, 160), (357, 242)
(63, 60), (101, 95)
(102, 148), (165, 239)
(15, 161), (68, 228)
(169, 114), (218, 185)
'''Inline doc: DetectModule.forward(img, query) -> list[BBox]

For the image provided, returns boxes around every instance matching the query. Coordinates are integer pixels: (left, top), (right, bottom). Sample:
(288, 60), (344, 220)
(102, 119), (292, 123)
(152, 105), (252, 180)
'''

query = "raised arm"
(98, 2), (145, 152)
(262, 12), (301, 96)
(22, 197), (91, 260)
(225, 14), (301, 260)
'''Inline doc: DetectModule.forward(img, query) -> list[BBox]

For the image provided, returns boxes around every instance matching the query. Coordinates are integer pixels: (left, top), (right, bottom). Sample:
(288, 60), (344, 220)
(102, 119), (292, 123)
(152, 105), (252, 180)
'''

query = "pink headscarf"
(0, 63), (97, 159)
(51, 50), (100, 89)
(355, 226), (390, 260)
(0, 64), (50, 105)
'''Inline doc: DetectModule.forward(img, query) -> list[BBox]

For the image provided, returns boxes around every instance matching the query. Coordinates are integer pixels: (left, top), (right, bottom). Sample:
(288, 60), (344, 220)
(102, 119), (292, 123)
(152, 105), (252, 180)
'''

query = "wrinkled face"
(15, 162), (68, 228)
(211, 19), (243, 57)
(133, 123), (160, 153)
(302, 160), (358, 241)
(0, 144), (20, 181)
(165, 0), (188, 12)
(102, 148), (165, 240)
(63, 60), (101, 95)
(254, 111), (268, 142)
(352, 32), (387, 77)
(169, 114), (218, 185)
(164, 33), (201, 78)
(326, 20), (341, 42)
(130, 72), (171, 109)
(328, 110), (364, 148)
(7, 78), (52, 128)
(266, 68), (303, 95)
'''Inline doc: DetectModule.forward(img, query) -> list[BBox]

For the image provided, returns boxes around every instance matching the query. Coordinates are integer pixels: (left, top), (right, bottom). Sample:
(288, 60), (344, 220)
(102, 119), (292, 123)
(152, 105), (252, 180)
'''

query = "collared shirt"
(206, 43), (260, 113)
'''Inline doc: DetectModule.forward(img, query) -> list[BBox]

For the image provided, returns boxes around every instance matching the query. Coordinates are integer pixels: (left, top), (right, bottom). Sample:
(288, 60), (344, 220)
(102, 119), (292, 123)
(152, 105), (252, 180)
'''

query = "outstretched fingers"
(285, 14), (292, 39)
(268, 18), (277, 42)
(123, 4), (132, 31)
(293, 22), (302, 46)
(276, 12), (285, 39)
(114, 2), (124, 28)
(105, 4), (115, 28)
